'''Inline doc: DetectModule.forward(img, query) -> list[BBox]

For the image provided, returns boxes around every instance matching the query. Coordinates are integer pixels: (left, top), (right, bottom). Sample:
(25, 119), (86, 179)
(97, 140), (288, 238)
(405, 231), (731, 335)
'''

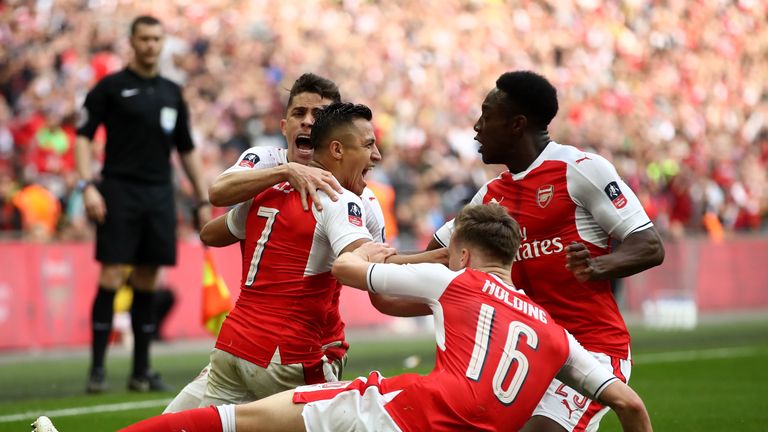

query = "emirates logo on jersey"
(537, 184), (554, 208)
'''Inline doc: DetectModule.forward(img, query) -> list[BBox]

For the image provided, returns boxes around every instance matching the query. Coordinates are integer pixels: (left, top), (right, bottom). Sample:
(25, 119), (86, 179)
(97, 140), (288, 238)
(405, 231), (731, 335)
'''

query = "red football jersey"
(221, 148), (386, 360)
(435, 142), (652, 358)
(368, 265), (571, 431)
(215, 182), (373, 367)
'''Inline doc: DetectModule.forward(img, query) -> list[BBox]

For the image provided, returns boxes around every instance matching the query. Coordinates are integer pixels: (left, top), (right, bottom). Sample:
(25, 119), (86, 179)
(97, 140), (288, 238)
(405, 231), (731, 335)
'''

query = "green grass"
(1, 318), (767, 431)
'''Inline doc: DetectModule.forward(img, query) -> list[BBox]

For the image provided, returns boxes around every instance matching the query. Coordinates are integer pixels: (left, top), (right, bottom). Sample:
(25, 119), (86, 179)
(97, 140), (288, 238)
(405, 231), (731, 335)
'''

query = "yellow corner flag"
(202, 249), (232, 335)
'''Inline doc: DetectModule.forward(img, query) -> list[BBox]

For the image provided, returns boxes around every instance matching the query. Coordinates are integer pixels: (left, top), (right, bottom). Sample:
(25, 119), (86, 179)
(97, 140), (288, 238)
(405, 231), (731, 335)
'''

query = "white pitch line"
(0, 346), (763, 424)
(633, 346), (761, 364)
(0, 399), (170, 423)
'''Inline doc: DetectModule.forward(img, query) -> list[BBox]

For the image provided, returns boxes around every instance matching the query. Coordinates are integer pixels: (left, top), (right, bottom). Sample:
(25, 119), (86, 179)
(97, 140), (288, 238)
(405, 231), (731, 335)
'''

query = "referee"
(75, 15), (211, 393)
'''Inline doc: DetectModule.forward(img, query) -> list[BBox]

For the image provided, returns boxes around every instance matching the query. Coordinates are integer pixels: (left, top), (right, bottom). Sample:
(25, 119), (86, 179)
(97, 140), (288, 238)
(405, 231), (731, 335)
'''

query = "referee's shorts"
(95, 177), (177, 266)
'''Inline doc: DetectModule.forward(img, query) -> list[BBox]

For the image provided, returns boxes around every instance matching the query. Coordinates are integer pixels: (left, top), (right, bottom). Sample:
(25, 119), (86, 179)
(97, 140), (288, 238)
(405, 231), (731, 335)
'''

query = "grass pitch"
(1, 317), (766, 431)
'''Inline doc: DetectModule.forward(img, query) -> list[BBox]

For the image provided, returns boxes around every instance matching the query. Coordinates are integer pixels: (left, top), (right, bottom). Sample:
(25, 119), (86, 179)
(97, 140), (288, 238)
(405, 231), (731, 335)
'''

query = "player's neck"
(128, 61), (159, 79)
(506, 131), (551, 173)
(471, 264), (513, 286)
(481, 267), (513, 286)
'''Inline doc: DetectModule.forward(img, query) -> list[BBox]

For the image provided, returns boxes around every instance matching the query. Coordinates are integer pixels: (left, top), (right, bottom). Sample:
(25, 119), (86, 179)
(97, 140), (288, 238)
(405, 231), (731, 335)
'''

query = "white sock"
(216, 404), (237, 432)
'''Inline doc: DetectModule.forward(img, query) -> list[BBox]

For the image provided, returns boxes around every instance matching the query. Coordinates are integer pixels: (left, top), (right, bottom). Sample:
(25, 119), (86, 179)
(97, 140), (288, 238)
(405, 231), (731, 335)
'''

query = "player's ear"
(460, 247), (471, 268)
(330, 140), (344, 160)
(280, 118), (287, 137)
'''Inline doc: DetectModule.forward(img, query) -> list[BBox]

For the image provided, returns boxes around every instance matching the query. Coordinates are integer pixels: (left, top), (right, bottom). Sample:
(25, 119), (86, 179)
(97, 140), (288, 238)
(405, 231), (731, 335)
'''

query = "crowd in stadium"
(1, 0), (766, 248)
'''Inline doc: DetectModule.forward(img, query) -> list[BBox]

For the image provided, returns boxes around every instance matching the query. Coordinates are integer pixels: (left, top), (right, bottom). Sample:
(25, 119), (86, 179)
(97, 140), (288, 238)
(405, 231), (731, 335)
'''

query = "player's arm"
(368, 293), (432, 317)
(368, 247), (448, 316)
(199, 213), (238, 247)
(566, 156), (665, 282)
(200, 201), (250, 247)
(210, 161), (342, 211)
(597, 381), (653, 432)
(566, 227), (664, 282)
(334, 246), (453, 299)
(556, 332), (652, 432)
(385, 247), (449, 265)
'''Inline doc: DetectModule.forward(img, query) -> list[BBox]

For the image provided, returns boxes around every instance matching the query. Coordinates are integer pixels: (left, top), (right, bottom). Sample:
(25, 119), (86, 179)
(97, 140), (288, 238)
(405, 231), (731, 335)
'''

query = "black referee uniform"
(77, 66), (197, 392)
(77, 67), (194, 265)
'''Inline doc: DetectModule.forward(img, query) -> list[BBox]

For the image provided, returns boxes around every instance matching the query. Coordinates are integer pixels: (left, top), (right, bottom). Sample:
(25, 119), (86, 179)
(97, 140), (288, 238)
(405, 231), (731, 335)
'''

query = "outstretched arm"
(210, 163), (342, 211)
(332, 242), (395, 290)
(368, 293), (432, 317)
(598, 381), (653, 432)
(566, 227), (664, 282)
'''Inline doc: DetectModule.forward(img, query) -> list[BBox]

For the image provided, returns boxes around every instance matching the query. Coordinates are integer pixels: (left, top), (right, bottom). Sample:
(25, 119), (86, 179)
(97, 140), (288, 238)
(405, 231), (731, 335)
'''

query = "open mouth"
(295, 135), (313, 156)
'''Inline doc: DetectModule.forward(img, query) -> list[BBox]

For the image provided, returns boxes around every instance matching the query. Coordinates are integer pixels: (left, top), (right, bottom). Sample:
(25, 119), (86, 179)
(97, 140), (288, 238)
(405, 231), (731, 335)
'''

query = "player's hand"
(354, 241), (396, 263)
(83, 185), (107, 224)
(565, 241), (594, 282)
(285, 162), (343, 211)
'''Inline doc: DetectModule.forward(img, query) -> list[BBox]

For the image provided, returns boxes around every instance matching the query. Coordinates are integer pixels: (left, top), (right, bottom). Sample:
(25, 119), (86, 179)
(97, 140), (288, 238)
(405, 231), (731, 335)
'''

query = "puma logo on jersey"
(575, 154), (591, 164)
(121, 88), (140, 97)
(489, 197), (505, 205)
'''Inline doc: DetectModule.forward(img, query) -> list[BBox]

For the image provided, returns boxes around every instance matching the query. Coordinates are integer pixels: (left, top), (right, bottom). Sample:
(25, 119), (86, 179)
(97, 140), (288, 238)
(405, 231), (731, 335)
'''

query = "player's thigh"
(203, 349), (257, 405)
(296, 377), (400, 432)
(164, 363), (212, 413)
(243, 360), (307, 400)
(136, 183), (176, 266)
(531, 352), (632, 432)
(236, 390), (306, 432)
(95, 179), (143, 264)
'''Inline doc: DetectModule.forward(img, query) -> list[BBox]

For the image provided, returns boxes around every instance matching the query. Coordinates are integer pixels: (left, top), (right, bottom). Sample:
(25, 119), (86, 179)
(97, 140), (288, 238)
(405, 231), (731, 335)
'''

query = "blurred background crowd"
(1, 0), (766, 249)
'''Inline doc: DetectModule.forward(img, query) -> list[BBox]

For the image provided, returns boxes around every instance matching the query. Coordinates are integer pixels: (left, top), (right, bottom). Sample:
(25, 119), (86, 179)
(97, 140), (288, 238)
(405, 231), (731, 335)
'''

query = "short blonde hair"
(453, 203), (521, 264)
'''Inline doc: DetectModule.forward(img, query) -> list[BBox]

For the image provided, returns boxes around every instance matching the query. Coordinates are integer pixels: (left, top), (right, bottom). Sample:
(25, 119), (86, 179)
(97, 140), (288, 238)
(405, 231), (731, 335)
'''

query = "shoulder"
(543, 141), (603, 167)
(317, 188), (363, 208)
(227, 147), (285, 172)
(158, 75), (183, 92)
(546, 142), (619, 182)
(360, 187), (381, 206)
(313, 188), (364, 220)
(90, 70), (127, 92)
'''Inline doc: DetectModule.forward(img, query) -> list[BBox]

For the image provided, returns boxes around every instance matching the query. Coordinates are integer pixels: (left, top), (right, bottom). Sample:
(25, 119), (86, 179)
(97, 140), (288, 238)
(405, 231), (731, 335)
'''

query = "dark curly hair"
(496, 71), (558, 130)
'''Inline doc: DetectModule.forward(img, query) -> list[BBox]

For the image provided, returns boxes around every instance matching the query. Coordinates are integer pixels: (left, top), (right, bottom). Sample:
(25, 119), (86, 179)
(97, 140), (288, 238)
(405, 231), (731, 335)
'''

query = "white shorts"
(532, 350), (631, 432)
(202, 349), (338, 406)
(163, 363), (211, 413)
(295, 372), (403, 432)
(164, 350), (347, 413)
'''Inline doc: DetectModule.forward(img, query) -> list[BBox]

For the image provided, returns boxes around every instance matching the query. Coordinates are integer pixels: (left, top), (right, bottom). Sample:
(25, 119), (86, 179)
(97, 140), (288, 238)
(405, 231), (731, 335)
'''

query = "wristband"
(76, 179), (94, 191)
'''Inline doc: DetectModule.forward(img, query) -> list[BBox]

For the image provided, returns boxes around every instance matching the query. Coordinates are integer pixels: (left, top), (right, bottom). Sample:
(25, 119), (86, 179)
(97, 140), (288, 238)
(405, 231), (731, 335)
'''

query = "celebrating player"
(164, 74), (387, 412)
(428, 70), (665, 432)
